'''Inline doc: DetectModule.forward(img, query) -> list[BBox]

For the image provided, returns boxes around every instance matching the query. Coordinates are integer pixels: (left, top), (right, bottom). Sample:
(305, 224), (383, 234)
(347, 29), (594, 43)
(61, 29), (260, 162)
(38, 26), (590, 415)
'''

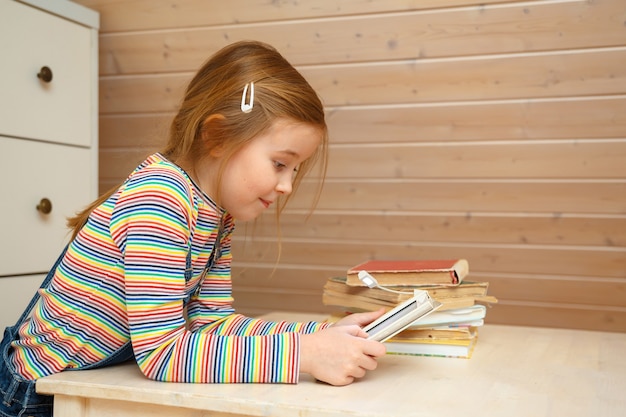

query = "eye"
(273, 160), (286, 170)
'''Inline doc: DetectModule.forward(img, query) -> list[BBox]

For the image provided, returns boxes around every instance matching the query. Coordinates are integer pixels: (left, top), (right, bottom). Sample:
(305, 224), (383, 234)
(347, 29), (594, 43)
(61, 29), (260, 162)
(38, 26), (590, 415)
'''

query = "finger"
(355, 328), (370, 338)
(354, 309), (387, 326)
(330, 376), (355, 387)
(351, 366), (368, 379)
(342, 376), (356, 386)
(363, 340), (387, 357)
(358, 355), (379, 372)
(345, 324), (369, 339)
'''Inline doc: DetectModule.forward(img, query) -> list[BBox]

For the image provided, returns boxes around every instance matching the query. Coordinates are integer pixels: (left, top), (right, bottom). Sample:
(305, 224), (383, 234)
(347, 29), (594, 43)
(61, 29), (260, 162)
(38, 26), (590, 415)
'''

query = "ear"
(201, 113), (227, 157)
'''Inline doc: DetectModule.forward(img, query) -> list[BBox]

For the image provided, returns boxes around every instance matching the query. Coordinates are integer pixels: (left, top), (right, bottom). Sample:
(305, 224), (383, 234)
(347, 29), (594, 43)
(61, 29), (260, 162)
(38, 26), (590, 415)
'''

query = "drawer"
(0, 136), (94, 276)
(0, 0), (93, 147)
(0, 274), (44, 331)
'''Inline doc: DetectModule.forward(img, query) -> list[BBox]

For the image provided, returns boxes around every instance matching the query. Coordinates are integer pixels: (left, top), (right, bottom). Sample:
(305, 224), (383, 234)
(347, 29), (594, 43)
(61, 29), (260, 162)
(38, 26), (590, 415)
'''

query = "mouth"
(260, 198), (272, 209)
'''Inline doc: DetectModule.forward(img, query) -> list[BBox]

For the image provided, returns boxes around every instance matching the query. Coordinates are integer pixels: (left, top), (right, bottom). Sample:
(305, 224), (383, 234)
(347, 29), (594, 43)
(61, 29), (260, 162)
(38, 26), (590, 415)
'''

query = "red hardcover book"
(346, 259), (469, 287)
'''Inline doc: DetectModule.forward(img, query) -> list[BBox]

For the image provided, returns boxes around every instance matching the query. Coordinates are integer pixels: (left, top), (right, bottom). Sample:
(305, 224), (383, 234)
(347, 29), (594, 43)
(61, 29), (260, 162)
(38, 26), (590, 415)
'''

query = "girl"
(0, 41), (385, 417)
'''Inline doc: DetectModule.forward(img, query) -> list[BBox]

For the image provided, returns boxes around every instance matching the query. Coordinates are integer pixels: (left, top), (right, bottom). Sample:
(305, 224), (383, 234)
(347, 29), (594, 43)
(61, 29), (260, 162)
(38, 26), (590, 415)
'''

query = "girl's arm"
(111, 169), (329, 383)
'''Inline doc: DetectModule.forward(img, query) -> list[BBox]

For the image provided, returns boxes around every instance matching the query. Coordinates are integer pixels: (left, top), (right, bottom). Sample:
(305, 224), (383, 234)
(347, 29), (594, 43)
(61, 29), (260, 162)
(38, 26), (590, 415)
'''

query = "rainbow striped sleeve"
(111, 161), (329, 383)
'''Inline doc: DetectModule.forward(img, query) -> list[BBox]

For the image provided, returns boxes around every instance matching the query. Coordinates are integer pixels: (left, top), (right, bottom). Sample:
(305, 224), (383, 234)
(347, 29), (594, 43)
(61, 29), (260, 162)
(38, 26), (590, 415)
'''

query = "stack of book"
(322, 259), (497, 359)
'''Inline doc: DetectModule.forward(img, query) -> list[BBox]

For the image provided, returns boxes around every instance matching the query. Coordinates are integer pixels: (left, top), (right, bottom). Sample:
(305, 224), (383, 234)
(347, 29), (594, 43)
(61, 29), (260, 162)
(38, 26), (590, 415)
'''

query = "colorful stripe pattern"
(11, 153), (328, 383)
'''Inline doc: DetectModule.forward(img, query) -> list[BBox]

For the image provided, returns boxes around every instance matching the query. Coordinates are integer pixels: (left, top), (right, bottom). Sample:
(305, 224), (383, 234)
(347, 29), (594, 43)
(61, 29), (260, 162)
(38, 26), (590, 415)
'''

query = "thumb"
(347, 325), (369, 339)
(362, 308), (386, 324)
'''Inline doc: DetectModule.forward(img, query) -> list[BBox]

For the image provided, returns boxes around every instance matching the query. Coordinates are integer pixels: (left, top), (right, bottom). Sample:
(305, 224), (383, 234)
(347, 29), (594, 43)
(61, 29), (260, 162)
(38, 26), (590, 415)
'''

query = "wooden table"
(37, 312), (626, 417)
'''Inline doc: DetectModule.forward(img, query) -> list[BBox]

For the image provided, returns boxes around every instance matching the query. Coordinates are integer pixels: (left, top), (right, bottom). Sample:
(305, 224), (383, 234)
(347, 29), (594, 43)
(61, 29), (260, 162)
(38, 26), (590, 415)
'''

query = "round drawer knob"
(37, 66), (53, 83)
(36, 198), (53, 215)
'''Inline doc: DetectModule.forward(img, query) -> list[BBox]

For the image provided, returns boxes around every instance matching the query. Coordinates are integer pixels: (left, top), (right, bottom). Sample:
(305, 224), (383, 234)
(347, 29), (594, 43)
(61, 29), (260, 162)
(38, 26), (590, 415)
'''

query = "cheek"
(240, 161), (273, 190)
(222, 152), (274, 199)
(223, 166), (260, 202)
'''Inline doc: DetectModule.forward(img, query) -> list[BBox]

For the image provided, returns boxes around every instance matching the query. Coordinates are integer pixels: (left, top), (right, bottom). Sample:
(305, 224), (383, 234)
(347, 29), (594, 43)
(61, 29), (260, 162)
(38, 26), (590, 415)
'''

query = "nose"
(276, 172), (293, 195)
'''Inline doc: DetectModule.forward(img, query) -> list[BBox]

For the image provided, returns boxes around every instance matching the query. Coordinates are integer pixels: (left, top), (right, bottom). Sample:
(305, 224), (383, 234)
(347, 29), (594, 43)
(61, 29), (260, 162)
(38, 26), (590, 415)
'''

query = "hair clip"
(241, 82), (254, 113)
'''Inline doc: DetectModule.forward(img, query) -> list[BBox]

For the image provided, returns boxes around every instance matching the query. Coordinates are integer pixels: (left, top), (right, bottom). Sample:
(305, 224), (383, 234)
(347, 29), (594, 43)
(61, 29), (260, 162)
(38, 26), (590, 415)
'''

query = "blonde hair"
(68, 40), (328, 239)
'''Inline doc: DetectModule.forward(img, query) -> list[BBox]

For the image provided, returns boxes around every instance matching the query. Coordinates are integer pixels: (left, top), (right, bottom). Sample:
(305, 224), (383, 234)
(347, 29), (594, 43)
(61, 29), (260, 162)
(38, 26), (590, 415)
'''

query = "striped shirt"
(11, 153), (328, 383)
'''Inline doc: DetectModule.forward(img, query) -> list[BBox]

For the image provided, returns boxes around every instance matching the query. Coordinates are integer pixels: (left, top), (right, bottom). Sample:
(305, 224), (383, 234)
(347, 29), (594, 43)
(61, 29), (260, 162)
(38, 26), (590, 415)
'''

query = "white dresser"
(0, 0), (99, 330)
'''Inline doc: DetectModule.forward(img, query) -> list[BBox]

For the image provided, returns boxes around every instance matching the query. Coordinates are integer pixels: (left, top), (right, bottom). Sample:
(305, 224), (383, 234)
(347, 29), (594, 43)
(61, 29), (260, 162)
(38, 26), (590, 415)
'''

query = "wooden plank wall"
(75, 0), (626, 332)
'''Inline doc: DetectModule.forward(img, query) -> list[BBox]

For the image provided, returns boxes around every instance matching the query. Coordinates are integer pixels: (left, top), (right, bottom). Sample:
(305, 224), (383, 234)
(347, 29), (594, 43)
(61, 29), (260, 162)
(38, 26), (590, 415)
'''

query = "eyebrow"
(277, 149), (300, 158)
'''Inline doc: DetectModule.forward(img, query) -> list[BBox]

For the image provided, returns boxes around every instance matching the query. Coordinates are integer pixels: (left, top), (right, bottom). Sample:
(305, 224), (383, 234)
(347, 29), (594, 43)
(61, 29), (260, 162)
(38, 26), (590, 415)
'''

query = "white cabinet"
(0, 0), (99, 330)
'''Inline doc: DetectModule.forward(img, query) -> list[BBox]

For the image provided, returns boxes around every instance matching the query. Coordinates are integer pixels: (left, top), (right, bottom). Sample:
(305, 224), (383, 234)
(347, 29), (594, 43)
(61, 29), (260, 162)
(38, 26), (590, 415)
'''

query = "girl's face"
(214, 118), (322, 221)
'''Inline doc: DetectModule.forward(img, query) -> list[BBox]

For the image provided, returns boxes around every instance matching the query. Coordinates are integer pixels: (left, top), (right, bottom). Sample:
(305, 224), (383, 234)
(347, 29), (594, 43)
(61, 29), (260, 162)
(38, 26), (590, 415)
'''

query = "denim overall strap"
(184, 244), (195, 303)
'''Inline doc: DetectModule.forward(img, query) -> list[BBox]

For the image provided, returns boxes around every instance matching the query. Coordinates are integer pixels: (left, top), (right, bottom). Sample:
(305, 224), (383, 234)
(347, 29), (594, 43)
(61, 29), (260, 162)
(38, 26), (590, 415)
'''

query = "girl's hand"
(299, 320), (386, 386)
